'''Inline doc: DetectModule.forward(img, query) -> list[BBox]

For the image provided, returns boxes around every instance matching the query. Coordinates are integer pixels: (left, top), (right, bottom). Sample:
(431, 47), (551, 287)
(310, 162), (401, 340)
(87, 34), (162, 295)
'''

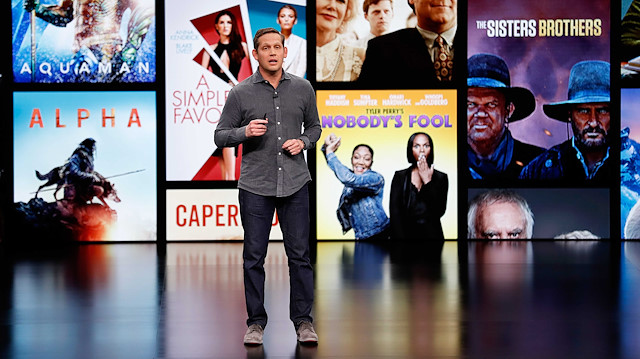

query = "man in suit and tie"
(358, 0), (457, 88)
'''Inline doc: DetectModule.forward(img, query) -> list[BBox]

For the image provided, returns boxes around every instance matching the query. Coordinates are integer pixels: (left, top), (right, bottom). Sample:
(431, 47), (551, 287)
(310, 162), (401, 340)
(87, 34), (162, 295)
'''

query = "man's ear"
(507, 102), (515, 121)
(252, 48), (258, 61)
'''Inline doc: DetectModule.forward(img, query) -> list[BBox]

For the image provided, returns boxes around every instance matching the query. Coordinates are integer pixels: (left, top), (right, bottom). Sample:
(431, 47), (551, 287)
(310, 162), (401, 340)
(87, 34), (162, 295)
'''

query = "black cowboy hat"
(467, 53), (536, 122)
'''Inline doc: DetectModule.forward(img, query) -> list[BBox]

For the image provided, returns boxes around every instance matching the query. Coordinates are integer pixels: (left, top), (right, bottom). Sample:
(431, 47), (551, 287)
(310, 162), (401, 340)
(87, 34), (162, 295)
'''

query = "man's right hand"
(24, 0), (37, 12)
(245, 118), (268, 137)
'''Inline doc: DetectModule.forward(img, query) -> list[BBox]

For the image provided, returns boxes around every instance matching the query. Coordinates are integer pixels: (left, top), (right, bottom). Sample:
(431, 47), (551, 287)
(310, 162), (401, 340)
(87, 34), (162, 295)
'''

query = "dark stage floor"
(0, 241), (638, 359)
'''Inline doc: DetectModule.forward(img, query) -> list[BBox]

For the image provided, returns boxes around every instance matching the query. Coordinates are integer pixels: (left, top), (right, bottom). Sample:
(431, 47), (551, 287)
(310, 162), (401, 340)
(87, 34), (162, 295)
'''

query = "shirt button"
(279, 167), (282, 170)
(276, 106), (279, 109)
(275, 92), (278, 95)
(278, 137), (281, 140)
(277, 122), (280, 125)
(279, 152), (282, 155)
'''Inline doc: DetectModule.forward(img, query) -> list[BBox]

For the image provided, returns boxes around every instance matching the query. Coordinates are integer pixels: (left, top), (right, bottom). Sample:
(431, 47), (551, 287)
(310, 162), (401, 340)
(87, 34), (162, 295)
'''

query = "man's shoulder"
(285, 72), (313, 87)
(368, 28), (419, 47)
(512, 138), (545, 158)
(519, 139), (571, 178)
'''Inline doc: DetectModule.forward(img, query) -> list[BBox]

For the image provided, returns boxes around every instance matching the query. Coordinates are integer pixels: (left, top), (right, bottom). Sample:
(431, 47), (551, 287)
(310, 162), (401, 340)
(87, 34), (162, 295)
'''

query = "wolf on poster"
(11, 0), (156, 83)
(316, 90), (457, 240)
(165, 0), (306, 181)
(468, 0), (610, 151)
(13, 92), (157, 241)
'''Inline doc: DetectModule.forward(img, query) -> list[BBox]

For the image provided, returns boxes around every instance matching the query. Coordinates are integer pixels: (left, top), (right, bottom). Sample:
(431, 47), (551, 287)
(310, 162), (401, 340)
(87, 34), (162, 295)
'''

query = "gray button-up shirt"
(214, 70), (322, 197)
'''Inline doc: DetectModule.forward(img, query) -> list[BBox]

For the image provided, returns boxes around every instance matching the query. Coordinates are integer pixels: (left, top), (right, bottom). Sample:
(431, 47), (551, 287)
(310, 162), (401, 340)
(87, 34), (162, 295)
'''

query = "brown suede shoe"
(296, 321), (318, 344)
(243, 324), (264, 345)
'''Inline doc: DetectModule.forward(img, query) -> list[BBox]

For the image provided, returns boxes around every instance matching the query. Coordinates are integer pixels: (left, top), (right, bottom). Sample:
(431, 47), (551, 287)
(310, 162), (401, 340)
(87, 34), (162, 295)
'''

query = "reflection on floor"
(0, 241), (639, 358)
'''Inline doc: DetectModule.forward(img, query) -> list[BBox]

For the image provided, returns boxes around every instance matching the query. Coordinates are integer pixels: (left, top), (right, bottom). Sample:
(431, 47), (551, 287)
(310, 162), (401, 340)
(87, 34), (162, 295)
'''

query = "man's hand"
(245, 119), (268, 137)
(283, 139), (305, 156)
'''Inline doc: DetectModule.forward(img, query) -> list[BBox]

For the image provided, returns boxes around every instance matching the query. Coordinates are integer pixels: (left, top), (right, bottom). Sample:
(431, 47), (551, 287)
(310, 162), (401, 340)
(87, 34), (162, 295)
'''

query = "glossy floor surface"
(0, 241), (639, 358)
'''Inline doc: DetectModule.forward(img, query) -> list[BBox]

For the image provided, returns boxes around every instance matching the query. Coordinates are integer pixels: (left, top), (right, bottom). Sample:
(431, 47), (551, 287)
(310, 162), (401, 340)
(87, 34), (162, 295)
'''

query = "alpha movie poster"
(11, 0), (156, 83)
(468, 0), (610, 161)
(165, 0), (306, 181)
(316, 90), (457, 240)
(13, 91), (157, 241)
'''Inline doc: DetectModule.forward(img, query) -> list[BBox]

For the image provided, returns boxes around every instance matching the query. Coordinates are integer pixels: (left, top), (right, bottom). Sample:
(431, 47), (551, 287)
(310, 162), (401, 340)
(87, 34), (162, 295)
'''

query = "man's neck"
(419, 21), (455, 35)
(259, 67), (282, 88)
(577, 144), (607, 170)
(469, 139), (500, 159)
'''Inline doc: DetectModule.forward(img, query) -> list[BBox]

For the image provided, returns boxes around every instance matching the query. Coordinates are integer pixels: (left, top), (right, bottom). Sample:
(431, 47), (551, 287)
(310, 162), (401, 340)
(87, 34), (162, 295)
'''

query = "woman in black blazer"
(390, 132), (448, 240)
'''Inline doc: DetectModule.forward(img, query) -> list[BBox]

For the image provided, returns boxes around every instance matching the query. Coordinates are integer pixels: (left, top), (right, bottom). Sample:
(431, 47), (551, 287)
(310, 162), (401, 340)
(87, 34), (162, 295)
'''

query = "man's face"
(252, 33), (287, 75)
(365, 0), (393, 36)
(409, 0), (456, 33)
(467, 87), (512, 146)
(570, 102), (610, 149)
(476, 201), (528, 239)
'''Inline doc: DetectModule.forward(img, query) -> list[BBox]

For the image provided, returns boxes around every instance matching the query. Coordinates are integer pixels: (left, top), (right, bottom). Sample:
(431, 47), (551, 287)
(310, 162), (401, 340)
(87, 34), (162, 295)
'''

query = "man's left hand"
(283, 139), (304, 155)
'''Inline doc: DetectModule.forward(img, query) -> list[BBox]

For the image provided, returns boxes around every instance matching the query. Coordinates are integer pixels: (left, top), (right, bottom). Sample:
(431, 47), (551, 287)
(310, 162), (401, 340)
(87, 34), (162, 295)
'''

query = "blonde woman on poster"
(316, 0), (365, 82)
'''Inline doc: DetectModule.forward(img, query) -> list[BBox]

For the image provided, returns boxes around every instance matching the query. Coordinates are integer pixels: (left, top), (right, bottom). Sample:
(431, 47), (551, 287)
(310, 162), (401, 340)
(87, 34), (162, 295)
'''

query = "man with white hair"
(467, 189), (534, 239)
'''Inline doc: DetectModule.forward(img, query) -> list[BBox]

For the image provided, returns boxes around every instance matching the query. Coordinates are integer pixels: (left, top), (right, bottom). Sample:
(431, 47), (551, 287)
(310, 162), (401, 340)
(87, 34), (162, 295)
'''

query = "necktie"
(434, 35), (453, 81)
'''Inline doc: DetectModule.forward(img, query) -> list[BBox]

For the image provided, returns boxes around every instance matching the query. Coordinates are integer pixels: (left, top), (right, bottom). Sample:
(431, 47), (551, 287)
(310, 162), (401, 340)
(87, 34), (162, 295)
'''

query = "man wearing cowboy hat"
(520, 61), (611, 182)
(467, 53), (544, 179)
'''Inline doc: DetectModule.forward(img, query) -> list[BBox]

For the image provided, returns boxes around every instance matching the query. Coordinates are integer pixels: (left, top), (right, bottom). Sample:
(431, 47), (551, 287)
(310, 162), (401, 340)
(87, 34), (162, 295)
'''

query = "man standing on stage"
(214, 28), (321, 346)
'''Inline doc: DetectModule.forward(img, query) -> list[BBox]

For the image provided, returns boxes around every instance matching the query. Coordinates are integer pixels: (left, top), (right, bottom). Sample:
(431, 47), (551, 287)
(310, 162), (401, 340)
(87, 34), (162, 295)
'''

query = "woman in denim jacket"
(322, 134), (390, 240)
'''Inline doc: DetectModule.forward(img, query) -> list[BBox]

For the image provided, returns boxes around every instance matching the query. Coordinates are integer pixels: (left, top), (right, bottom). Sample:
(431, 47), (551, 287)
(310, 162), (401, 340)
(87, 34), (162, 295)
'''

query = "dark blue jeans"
(239, 184), (314, 329)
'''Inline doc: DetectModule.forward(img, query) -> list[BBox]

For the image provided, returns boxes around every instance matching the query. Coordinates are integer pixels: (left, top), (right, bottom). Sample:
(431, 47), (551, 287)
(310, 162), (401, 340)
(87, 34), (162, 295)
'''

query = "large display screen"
(316, 90), (457, 240)
(165, 0), (306, 181)
(11, 0), (156, 83)
(13, 91), (157, 241)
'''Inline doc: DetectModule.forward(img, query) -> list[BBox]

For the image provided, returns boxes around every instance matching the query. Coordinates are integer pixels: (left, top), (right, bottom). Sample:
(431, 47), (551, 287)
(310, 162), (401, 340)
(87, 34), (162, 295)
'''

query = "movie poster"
(316, 90), (457, 240)
(165, 0), (306, 181)
(468, 188), (609, 239)
(315, 0), (458, 87)
(468, 0), (610, 180)
(11, 0), (156, 83)
(13, 91), (157, 241)
(166, 189), (282, 240)
(622, 89), (640, 239)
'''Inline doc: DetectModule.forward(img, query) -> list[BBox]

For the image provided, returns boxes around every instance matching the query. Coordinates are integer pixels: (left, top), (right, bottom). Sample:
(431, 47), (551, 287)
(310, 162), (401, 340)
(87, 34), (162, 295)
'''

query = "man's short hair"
(363, 0), (393, 13)
(467, 189), (534, 239)
(253, 28), (285, 49)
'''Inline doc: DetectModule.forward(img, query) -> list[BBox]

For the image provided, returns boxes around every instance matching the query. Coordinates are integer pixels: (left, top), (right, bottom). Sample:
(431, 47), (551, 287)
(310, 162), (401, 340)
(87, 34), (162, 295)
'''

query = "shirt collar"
(251, 68), (290, 84)
(417, 24), (457, 50)
(571, 137), (610, 179)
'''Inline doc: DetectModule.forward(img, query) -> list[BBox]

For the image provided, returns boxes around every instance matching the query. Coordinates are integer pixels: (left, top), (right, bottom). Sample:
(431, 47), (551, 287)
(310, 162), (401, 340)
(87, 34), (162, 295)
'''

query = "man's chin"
(579, 137), (607, 149)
